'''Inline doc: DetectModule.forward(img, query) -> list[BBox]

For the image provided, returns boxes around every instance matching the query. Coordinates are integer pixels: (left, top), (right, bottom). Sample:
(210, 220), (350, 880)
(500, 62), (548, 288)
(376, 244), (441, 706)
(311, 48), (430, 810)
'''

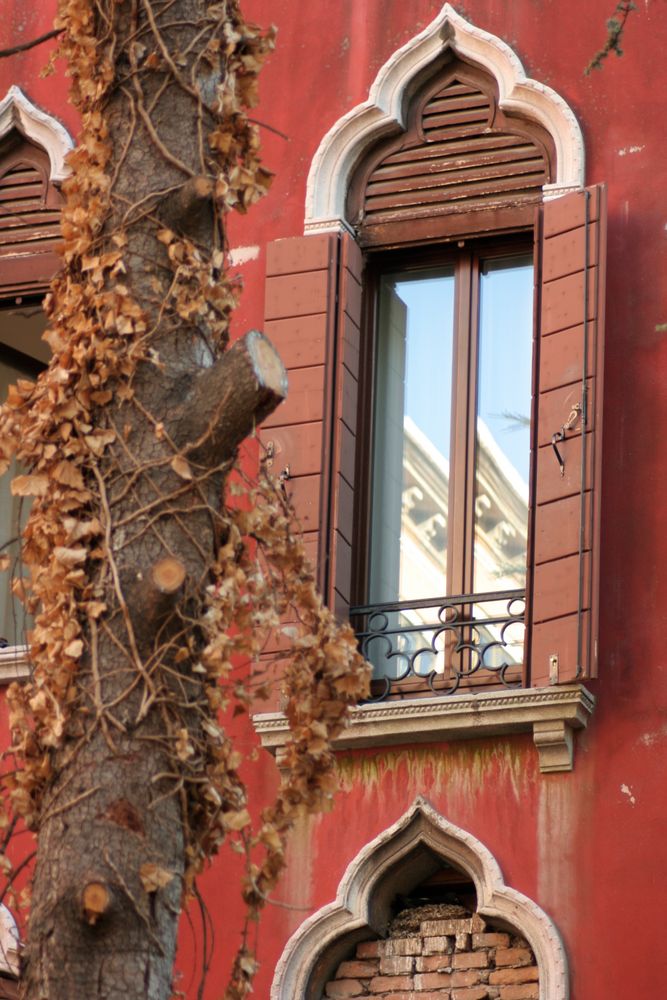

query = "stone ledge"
(252, 684), (595, 774)
(0, 646), (31, 684)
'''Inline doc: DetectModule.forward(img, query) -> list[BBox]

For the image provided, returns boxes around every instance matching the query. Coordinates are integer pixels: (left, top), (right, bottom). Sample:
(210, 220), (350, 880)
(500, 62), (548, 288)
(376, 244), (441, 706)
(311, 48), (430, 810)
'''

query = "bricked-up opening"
(271, 800), (567, 999)
(325, 901), (539, 999)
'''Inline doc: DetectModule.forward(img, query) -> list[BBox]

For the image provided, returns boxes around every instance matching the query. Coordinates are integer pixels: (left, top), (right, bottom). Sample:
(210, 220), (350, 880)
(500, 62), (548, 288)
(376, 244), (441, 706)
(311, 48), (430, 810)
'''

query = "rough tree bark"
(10, 2), (285, 998)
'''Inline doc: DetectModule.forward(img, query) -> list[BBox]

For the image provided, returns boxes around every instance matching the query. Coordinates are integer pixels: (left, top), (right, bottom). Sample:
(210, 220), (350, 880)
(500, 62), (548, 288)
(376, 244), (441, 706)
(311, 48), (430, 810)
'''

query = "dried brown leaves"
(0, 0), (369, 995)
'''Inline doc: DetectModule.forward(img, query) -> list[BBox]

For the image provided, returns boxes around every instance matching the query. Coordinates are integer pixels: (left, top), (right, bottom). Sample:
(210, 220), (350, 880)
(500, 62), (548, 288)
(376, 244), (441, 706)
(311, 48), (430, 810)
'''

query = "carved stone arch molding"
(304, 2), (584, 234)
(0, 85), (74, 183)
(271, 797), (568, 1000)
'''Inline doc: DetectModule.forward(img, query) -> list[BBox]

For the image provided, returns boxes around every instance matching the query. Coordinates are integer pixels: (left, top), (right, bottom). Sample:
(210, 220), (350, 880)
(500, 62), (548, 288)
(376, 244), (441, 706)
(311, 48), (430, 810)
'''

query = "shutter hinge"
(549, 653), (559, 685)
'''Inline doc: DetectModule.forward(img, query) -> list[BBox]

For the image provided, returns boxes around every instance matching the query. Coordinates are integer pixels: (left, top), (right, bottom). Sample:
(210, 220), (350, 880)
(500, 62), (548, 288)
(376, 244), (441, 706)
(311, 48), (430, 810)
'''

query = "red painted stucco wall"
(1, 2), (667, 998)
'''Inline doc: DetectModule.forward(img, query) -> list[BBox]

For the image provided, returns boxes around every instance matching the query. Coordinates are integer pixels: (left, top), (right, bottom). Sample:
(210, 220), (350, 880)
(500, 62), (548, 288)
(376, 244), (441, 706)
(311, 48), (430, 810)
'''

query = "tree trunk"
(18, 2), (283, 997)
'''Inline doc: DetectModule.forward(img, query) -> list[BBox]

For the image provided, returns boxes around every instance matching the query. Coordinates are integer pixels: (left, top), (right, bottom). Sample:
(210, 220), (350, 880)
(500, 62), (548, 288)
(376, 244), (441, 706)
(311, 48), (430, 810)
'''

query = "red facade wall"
(1, 2), (667, 998)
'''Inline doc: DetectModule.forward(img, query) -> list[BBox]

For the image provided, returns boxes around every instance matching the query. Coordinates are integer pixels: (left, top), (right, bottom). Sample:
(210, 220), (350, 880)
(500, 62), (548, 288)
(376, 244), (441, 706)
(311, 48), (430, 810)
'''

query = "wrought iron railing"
(350, 589), (526, 700)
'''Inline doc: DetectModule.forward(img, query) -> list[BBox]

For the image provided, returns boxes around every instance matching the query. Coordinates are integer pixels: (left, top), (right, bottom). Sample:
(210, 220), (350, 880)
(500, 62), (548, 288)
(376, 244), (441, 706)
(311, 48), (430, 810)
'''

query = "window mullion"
(463, 253), (481, 596)
(447, 252), (473, 598)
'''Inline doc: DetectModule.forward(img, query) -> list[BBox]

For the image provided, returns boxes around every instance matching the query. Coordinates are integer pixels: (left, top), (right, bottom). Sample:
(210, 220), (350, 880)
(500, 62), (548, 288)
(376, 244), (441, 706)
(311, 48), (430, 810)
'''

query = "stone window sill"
(252, 683), (595, 773)
(0, 646), (31, 685)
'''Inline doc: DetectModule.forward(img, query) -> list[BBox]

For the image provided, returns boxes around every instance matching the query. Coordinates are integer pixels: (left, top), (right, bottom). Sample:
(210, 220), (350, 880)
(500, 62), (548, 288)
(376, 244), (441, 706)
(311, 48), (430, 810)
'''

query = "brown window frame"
(352, 232), (536, 695)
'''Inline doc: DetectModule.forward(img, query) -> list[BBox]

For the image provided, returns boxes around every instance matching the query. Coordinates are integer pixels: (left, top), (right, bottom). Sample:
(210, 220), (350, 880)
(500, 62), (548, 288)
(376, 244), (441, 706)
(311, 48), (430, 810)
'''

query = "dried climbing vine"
(0, 0), (369, 997)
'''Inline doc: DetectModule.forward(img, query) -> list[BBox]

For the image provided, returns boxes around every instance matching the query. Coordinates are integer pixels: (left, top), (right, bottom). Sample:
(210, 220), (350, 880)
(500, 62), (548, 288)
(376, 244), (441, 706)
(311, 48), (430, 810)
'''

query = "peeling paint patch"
(638, 724), (667, 747)
(620, 783), (636, 805)
(618, 145), (645, 156)
(229, 244), (259, 265)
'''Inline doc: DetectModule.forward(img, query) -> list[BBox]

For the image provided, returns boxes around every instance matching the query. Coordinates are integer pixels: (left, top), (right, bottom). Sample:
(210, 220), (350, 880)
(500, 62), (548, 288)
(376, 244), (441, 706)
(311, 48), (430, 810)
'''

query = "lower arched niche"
(271, 797), (567, 1000)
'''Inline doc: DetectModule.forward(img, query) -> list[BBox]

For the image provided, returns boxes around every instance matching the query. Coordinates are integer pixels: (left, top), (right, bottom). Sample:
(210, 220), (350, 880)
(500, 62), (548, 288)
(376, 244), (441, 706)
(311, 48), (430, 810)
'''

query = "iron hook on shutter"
(551, 403), (582, 477)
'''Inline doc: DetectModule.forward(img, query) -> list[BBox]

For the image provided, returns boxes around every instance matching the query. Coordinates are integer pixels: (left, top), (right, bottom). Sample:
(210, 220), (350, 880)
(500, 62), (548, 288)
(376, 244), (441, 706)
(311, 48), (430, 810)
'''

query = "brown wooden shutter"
(262, 231), (362, 614)
(324, 234), (363, 617)
(530, 185), (607, 685)
(348, 60), (555, 249)
(0, 137), (62, 297)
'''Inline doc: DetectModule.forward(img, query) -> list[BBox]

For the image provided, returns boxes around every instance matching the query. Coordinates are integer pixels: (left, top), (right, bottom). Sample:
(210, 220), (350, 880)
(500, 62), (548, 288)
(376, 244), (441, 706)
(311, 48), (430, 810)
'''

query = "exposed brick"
(398, 995), (452, 1000)
(455, 933), (471, 951)
(451, 971), (482, 987)
(453, 952), (488, 969)
(495, 949), (532, 968)
(423, 936), (452, 955)
(490, 967), (539, 986)
(374, 994), (417, 1000)
(414, 971), (453, 990)
(471, 915), (487, 933)
(451, 988), (489, 1000)
(422, 919), (472, 936)
(325, 979), (364, 998)
(369, 975), (413, 993)
(356, 941), (381, 959)
(473, 934), (510, 949)
(375, 994), (423, 1000)
(498, 985), (538, 1000)
(380, 956), (414, 975)
(337, 960), (380, 978)
(383, 936), (422, 956)
(416, 955), (452, 973)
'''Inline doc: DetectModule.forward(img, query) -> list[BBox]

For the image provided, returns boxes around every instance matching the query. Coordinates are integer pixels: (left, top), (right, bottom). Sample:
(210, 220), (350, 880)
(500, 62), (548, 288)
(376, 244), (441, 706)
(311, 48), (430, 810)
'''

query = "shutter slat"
(0, 184), (44, 202)
(530, 185), (607, 685)
(426, 93), (491, 114)
(423, 107), (492, 130)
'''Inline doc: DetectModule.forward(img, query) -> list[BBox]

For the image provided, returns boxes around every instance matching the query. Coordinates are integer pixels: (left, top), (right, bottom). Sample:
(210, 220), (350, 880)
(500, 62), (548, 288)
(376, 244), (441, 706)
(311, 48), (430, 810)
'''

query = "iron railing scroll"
(350, 589), (526, 700)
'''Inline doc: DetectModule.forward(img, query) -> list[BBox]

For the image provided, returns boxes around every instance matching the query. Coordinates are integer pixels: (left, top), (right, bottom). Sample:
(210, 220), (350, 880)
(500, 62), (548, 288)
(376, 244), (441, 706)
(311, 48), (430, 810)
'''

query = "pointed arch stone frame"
(0, 85), (74, 184)
(304, 3), (584, 235)
(271, 797), (568, 1000)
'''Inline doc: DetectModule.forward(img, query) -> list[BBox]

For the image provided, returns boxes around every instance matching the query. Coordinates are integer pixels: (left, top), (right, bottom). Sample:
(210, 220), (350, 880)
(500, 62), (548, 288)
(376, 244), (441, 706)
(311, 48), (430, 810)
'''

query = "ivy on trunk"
(0, 2), (370, 998)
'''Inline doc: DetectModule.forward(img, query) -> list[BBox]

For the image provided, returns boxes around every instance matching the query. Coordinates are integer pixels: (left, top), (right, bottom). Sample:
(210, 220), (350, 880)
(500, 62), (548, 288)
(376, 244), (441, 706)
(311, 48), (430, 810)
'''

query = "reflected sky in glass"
(477, 257), (533, 483)
(368, 269), (455, 607)
(398, 272), (456, 460)
(474, 256), (532, 592)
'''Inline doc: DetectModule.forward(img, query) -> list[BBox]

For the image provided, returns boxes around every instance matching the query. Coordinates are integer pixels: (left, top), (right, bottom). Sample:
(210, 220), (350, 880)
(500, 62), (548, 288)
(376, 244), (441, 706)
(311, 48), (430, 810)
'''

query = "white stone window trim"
(271, 796), (568, 1000)
(0, 646), (31, 685)
(0, 85), (74, 183)
(304, 2), (585, 235)
(252, 683), (595, 774)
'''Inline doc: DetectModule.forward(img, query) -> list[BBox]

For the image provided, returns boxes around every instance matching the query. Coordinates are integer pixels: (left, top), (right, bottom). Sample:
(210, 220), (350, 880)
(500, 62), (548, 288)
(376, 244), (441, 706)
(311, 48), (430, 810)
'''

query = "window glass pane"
(473, 255), (532, 598)
(368, 268), (455, 608)
(0, 302), (47, 647)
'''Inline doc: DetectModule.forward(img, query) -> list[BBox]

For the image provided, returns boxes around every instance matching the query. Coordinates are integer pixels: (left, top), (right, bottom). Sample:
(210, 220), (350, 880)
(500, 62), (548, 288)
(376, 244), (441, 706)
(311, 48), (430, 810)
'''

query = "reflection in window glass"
(368, 269), (455, 607)
(473, 256), (532, 595)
